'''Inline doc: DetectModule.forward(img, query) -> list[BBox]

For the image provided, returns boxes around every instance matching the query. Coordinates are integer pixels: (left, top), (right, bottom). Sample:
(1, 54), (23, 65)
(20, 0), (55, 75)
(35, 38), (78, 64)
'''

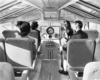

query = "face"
(75, 23), (79, 31)
(16, 26), (21, 32)
(75, 23), (78, 28)
(63, 21), (68, 29)
(16, 24), (21, 33)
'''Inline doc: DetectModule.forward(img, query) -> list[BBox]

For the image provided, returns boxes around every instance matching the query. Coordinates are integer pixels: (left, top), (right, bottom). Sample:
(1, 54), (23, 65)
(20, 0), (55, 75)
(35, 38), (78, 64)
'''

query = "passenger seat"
(5, 38), (37, 73)
(93, 37), (100, 61)
(0, 62), (15, 80)
(29, 30), (38, 48)
(0, 62), (30, 80)
(66, 39), (95, 80)
(0, 38), (6, 62)
(2, 30), (19, 39)
(83, 62), (100, 80)
(84, 30), (98, 40)
(67, 39), (95, 69)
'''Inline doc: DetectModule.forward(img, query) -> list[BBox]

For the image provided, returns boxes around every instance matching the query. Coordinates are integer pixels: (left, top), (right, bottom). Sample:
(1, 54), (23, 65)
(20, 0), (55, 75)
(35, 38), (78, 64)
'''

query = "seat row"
(63, 38), (100, 80)
(2, 30), (39, 48)
(67, 38), (100, 68)
(0, 38), (36, 62)
(84, 30), (99, 40)
(0, 38), (37, 80)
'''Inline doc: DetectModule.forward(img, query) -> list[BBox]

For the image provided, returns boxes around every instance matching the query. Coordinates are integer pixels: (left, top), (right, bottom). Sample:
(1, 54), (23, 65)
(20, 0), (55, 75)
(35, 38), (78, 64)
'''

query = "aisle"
(38, 60), (61, 80)
(31, 54), (70, 80)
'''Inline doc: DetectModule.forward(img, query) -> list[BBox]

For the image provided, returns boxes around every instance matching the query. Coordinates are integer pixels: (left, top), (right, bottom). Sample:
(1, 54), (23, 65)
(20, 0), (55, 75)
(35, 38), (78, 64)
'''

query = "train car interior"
(0, 0), (100, 80)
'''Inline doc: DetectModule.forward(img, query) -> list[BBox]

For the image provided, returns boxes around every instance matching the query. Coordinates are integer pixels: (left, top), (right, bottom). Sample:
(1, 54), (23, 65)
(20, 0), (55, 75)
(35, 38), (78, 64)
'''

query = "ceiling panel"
(65, 6), (99, 20)
(70, 3), (100, 19)
(18, 9), (41, 21)
(0, 5), (31, 19)
(52, 0), (70, 9)
(26, 0), (70, 10)
(0, 0), (16, 7)
(0, 9), (41, 23)
(7, 7), (36, 18)
(83, 0), (100, 8)
(25, 0), (44, 9)
(60, 10), (85, 22)
(0, 1), (36, 19)
(0, 0), (100, 23)
(72, 3), (93, 13)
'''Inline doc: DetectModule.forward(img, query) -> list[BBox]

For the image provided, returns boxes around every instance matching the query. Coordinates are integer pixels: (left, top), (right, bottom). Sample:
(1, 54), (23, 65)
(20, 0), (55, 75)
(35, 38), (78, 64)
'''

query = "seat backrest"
(93, 37), (100, 61)
(0, 38), (6, 62)
(0, 62), (15, 80)
(5, 38), (36, 68)
(83, 62), (100, 80)
(84, 30), (98, 40)
(29, 30), (38, 48)
(2, 30), (19, 39)
(67, 39), (95, 67)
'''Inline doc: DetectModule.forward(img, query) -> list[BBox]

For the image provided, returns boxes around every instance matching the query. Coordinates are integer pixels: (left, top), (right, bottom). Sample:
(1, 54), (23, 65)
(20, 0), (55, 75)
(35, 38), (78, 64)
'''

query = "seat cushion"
(83, 62), (100, 80)
(5, 38), (36, 67)
(67, 39), (95, 67)
(0, 62), (15, 80)
(0, 38), (6, 62)
(93, 38), (100, 61)
(29, 30), (39, 48)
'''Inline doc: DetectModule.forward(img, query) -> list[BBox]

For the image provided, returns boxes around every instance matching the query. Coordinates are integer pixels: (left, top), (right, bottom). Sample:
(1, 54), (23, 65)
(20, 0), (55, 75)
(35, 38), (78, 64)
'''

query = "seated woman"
(59, 20), (88, 74)
(61, 20), (73, 49)
(59, 20), (74, 74)
(31, 21), (41, 46)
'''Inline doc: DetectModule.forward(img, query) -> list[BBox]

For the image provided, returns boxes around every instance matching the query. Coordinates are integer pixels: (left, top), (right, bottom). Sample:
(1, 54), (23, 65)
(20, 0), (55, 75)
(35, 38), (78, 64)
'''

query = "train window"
(44, 11), (58, 20)
(0, 0), (15, 7)
(40, 26), (60, 39)
(87, 22), (100, 36)
(0, 22), (18, 37)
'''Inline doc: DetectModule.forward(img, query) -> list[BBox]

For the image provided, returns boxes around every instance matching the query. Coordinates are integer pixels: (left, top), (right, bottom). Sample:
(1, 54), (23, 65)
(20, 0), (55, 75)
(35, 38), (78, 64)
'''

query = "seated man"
(71, 20), (88, 39)
(16, 21), (37, 58)
(31, 21), (41, 46)
(59, 20), (88, 74)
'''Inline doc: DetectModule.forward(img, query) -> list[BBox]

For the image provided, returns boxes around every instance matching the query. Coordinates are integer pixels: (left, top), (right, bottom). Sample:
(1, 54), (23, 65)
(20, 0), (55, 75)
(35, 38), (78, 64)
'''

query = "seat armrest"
(68, 67), (84, 72)
(20, 70), (29, 80)
(29, 54), (43, 80)
(31, 53), (43, 69)
(13, 55), (43, 72)
(33, 54), (43, 71)
(13, 67), (34, 71)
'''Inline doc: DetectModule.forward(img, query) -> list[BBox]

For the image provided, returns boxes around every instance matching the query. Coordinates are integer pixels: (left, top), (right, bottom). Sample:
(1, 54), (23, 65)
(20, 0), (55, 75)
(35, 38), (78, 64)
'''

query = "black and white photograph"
(0, 0), (100, 80)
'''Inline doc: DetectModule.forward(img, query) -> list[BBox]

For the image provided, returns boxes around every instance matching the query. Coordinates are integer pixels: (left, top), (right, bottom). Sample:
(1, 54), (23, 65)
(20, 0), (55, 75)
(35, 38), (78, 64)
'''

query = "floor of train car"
(38, 60), (69, 80)
(31, 54), (70, 80)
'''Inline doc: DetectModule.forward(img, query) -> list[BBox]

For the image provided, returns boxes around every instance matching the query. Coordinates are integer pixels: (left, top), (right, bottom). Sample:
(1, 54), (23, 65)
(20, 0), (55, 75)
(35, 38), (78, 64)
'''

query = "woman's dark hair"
(31, 21), (38, 30)
(64, 20), (73, 37)
(19, 22), (30, 37)
(64, 20), (71, 29)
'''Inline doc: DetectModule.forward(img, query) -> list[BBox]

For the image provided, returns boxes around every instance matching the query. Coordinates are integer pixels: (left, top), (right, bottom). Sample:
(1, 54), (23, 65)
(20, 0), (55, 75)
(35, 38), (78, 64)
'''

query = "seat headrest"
(5, 38), (35, 67)
(2, 30), (19, 38)
(83, 62), (100, 80)
(84, 30), (98, 40)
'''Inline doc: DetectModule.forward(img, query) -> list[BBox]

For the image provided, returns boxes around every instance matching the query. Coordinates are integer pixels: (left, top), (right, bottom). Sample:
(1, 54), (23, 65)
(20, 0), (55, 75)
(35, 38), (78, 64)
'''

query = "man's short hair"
(31, 21), (38, 30)
(20, 22), (30, 37)
(16, 21), (24, 26)
(75, 20), (83, 29)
